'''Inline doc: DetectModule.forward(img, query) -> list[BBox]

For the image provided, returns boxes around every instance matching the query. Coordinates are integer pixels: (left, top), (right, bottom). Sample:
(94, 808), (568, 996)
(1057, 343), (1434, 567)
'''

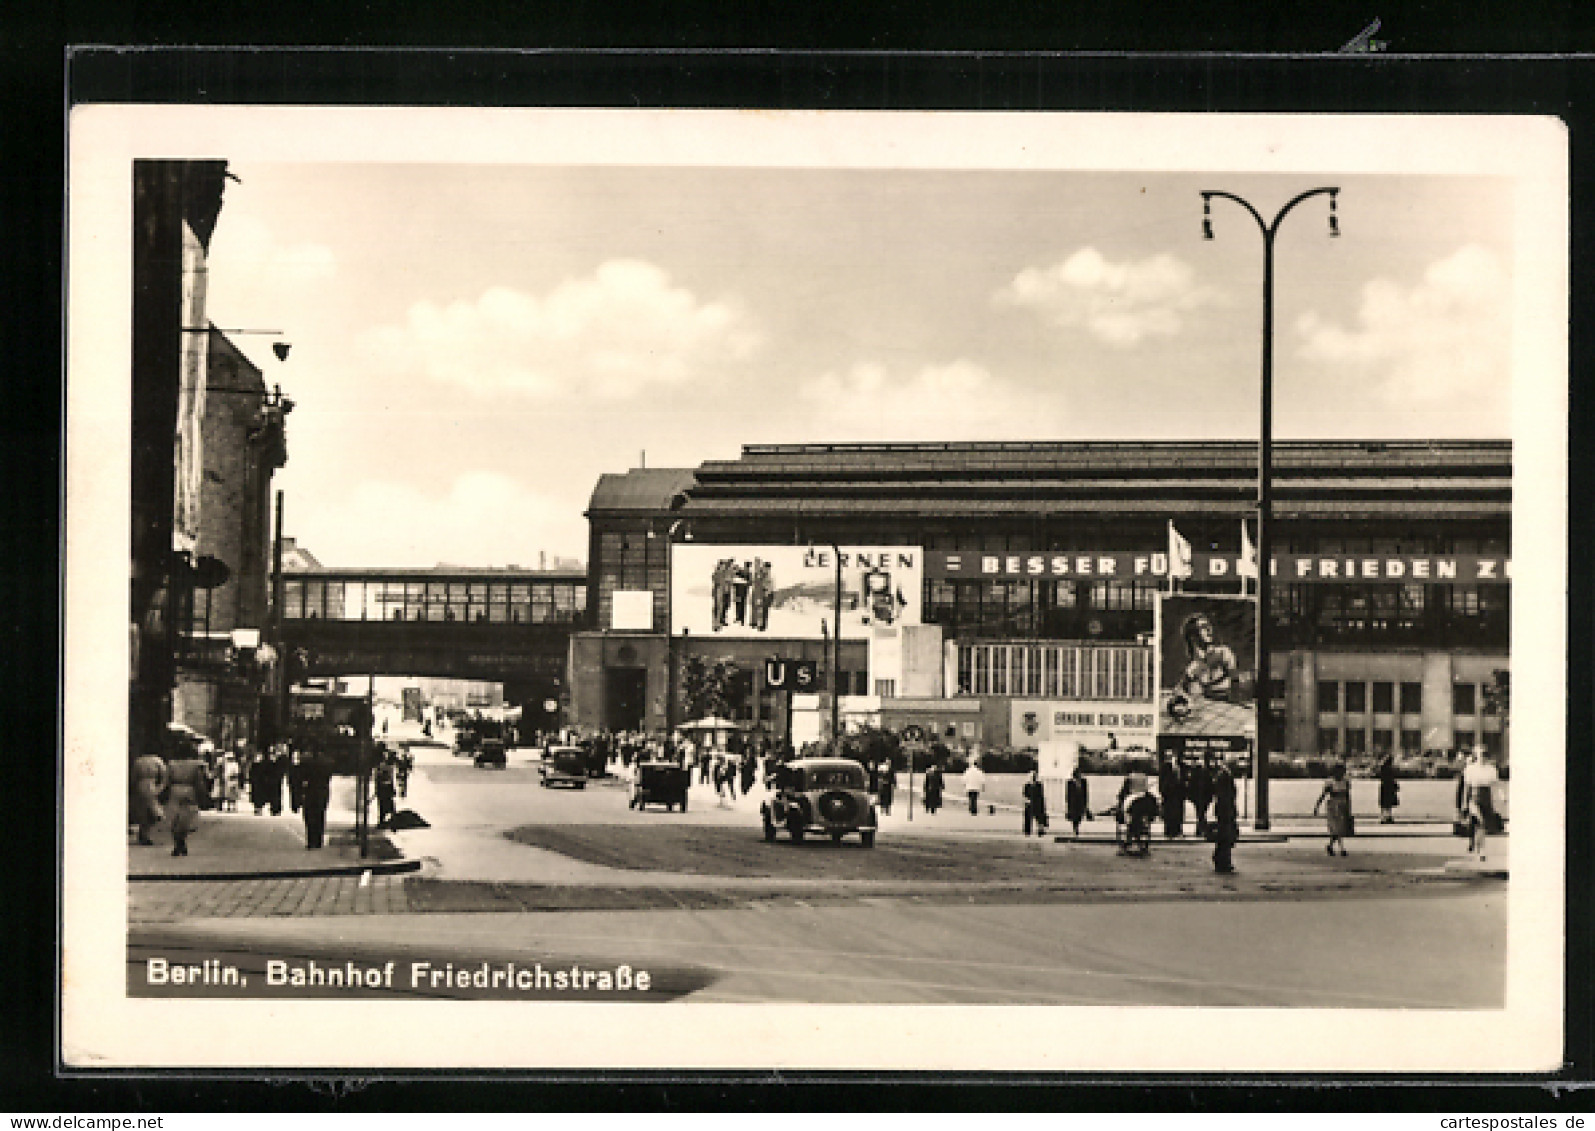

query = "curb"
(129, 857), (422, 883)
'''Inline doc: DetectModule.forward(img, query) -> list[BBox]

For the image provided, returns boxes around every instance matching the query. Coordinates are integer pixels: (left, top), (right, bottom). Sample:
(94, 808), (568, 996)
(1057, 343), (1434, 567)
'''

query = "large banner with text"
(927, 550), (1510, 583)
(670, 545), (923, 639)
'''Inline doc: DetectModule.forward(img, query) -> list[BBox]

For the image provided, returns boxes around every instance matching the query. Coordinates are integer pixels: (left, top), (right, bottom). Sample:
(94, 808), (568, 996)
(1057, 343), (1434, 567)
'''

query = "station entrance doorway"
(603, 668), (647, 732)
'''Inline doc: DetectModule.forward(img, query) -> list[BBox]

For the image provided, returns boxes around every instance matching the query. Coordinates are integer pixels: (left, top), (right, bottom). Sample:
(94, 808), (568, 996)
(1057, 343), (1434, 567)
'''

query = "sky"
(203, 165), (1515, 570)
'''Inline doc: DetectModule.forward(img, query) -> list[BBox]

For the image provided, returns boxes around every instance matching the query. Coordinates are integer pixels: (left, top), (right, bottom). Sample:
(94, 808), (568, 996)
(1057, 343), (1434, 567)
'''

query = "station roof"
(586, 467), (698, 517)
(589, 439), (1511, 524)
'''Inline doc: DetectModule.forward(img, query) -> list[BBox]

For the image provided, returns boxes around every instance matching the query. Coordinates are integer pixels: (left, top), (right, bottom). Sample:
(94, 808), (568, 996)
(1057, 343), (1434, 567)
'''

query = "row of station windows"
(281, 578), (588, 624)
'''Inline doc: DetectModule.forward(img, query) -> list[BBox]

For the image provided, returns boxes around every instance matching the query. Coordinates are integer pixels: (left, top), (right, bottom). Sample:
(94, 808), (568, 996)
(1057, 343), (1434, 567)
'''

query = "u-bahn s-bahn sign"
(763, 658), (819, 691)
(926, 551), (1511, 583)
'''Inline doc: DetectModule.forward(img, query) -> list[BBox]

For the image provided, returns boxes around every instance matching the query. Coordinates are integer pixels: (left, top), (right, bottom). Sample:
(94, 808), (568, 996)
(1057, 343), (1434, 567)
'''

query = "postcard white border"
(63, 106), (1567, 1072)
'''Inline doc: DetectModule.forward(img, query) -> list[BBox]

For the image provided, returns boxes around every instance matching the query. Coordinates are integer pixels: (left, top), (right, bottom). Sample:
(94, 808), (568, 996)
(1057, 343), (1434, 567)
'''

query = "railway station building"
(571, 439), (1511, 766)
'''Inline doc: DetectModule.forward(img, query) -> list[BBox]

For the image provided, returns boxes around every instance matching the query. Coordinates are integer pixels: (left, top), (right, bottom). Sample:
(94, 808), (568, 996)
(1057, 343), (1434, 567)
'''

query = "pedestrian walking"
(724, 756), (738, 802)
(1064, 764), (1091, 837)
(1186, 755), (1212, 838)
(130, 751), (168, 845)
(1312, 762), (1355, 856)
(1021, 769), (1048, 837)
(1119, 779), (1159, 857)
(878, 763), (896, 816)
(221, 748), (242, 812)
(1158, 754), (1185, 838)
(963, 757), (987, 816)
(1210, 758), (1239, 873)
(267, 747), (288, 814)
(165, 742), (210, 858)
(295, 751), (334, 850)
(374, 752), (397, 830)
(740, 752), (757, 797)
(1462, 747), (1504, 862)
(396, 749), (413, 798)
(922, 763), (944, 814)
(1377, 752), (1401, 824)
(248, 749), (271, 815)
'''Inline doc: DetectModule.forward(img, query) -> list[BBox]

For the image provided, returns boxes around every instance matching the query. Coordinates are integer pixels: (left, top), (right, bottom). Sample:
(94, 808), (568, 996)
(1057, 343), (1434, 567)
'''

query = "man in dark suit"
(1210, 756), (1239, 874)
(296, 751), (334, 850)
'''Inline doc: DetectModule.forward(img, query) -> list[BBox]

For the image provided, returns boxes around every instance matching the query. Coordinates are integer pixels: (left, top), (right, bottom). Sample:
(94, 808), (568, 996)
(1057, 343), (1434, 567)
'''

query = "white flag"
(1239, 519), (1259, 580)
(1167, 520), (1193, 582)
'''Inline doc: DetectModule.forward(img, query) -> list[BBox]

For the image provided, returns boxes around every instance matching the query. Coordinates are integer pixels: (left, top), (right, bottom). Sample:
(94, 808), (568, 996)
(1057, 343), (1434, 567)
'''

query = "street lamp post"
(659, 517), (689, 753)
(831, 544), (842, 754)
(1201, 186), (1340, 831)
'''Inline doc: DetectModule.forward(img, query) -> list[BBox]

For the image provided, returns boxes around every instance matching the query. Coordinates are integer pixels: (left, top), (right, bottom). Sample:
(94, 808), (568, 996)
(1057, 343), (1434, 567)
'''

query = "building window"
(1372, 728), (1394, 755)
(1346, 729), (1367, 755)
(958, 642), (1151, 701)
(1401, 728), (1422, 753)
(1453, 682), (1476, 715)
(283, 579), (304, 619)
(1400, 682), (1422, 713)
(1372, 681), (1394, 713)
(1317, 681), (1339, 712)
(1318, 727), (1340, 755)
(875, 679), (896, 698)
(1344, 681), (1366, 714)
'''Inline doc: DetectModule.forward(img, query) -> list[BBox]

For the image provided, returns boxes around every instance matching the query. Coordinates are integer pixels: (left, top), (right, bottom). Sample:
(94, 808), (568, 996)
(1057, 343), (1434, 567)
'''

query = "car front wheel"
(861, 830), (875, 847)
(788, 817), (806, 843)
(763, 813), (777, 842)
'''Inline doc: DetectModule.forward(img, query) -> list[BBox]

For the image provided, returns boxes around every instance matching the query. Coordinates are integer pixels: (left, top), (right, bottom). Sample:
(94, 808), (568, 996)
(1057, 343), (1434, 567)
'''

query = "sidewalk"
(128, 786), (418, 882)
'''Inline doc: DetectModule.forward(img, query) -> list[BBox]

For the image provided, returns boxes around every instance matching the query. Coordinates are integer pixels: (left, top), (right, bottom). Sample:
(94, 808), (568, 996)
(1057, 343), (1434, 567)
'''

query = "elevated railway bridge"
(277, 566), (587, 732)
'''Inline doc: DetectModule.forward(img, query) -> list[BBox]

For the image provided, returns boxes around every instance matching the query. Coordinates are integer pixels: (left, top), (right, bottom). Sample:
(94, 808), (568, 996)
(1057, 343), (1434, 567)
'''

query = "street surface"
(129, 723), (1508, 1007)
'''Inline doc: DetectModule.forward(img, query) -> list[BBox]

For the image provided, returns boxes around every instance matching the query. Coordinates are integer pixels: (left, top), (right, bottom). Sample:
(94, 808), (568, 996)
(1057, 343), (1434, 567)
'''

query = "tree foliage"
(682, 655), (751, 720)
(1483, 669), (1510, 722)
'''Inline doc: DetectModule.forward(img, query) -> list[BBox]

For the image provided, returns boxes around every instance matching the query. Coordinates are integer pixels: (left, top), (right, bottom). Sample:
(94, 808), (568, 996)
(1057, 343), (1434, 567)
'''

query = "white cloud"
(1296, 245), (1510, 405)
(295, 472), (586, 569)
(994, 248), (1220, 346)
(359, 260), (760, 399)
(207, 214), (336, 293)
(796, 359), (1065, 441)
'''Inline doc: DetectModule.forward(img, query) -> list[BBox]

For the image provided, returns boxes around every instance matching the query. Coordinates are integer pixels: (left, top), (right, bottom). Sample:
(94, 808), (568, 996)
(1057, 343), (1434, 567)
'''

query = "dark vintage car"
(630, 760), (691, 812)
(761, 757), (877, 846)
(539, 745), (588, 789)
(454, 730), (481, 758)
(473, 737), (507, 769)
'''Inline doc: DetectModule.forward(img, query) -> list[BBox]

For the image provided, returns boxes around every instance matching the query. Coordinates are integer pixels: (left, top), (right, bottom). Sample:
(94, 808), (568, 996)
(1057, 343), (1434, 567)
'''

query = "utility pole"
(270, 489), (287, 747)
(832, 544), (842, 753)
(1201, 186), (1340, 830)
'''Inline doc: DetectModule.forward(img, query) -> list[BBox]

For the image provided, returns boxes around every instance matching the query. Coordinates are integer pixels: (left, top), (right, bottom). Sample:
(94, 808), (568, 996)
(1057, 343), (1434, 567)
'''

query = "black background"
(6, 1), (1594, 1114)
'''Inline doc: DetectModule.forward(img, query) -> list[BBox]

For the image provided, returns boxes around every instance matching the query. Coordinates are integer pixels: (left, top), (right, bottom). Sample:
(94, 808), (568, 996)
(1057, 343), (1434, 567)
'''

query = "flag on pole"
(1238, 518), (1259, 593)
(1167, 520), (1193, 590)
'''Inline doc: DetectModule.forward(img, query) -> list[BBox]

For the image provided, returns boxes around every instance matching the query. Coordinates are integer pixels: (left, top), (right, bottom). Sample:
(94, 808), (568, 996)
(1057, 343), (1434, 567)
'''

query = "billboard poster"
(1155, 593), (1257, 741)
(670, 544), (922, 639)
(1009, 699), (1157, 751)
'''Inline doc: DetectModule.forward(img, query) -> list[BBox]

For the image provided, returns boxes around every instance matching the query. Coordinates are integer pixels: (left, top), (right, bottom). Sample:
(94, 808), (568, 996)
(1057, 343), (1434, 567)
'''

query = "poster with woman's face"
(1156, 593), (1257, 738)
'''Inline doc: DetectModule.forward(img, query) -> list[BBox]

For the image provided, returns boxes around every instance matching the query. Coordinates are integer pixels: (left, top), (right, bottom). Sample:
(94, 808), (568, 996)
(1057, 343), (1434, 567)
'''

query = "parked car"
(539, 745), (588, 789)
(630, 760), (690, 811)
(761, 757), (878, 846)
(473, 737), (507, 769)
(454, 730), (481, 758)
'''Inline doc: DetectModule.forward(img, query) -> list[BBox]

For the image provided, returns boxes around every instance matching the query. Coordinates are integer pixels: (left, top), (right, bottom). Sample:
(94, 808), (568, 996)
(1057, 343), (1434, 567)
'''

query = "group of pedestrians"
(129, 729), (345, 856)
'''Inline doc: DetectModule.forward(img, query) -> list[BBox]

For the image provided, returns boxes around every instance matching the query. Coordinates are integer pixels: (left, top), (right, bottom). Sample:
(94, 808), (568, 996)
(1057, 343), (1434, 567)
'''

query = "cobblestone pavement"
(129, 862), (1496, 923)
(130, 873), (412, 922)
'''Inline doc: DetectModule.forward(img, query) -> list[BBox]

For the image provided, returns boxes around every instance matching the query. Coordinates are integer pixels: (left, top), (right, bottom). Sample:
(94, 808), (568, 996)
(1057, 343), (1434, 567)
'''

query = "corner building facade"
(573, 440), (1509, 763)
